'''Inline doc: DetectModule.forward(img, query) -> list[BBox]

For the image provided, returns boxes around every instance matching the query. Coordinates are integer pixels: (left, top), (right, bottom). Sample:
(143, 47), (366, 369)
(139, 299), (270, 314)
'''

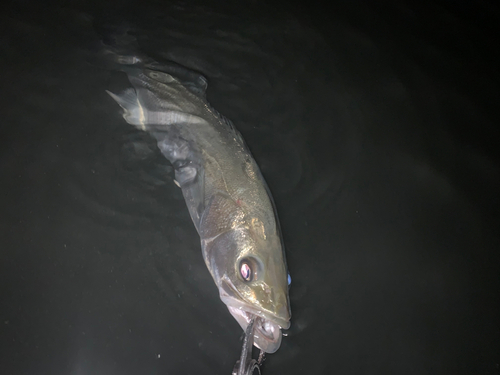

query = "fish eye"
(240, 261), (252, 282)
(238, 257), (262, 282)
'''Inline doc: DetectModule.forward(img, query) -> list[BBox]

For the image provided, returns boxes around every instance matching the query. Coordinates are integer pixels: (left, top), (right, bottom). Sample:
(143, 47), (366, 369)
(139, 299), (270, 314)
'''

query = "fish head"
(210, 227), (291, 353)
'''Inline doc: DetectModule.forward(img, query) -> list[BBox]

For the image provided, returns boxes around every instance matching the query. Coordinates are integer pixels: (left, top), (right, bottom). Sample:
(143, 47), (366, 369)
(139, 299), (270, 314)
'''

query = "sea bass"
(106, 57), (291, 353)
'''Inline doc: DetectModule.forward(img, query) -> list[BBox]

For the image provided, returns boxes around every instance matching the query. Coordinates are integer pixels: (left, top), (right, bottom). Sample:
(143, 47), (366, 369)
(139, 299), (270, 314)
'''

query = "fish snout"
(255, 284), (291, 329)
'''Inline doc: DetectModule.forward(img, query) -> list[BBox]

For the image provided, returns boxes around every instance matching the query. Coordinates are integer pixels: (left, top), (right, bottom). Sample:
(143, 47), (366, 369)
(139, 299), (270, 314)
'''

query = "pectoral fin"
(106, 88), (145, 127)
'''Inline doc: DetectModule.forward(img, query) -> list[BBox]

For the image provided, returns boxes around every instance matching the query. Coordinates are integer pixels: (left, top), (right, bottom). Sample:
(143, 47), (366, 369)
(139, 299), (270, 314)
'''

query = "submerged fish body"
(107, 58), (291, 353)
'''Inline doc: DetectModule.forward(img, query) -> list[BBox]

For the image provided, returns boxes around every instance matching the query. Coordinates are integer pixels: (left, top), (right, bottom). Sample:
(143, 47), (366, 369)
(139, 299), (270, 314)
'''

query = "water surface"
(1, 1), (498, 374)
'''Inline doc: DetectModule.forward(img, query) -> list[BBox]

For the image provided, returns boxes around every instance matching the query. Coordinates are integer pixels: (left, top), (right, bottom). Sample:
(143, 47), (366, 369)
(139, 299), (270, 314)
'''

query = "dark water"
(1, 1), (499, 374)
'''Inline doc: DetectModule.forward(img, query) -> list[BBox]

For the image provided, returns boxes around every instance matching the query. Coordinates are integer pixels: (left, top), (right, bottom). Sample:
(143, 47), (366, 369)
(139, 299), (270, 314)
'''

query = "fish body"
(107, 58), (291, 353)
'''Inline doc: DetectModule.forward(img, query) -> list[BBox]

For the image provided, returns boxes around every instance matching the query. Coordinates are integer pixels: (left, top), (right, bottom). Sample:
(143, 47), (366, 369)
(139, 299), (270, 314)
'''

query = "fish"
(106, 56), (291, 353)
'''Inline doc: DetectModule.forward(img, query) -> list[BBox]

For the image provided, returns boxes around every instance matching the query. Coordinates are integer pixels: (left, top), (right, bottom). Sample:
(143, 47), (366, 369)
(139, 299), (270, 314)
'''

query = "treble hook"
(232, 317), (265, 375)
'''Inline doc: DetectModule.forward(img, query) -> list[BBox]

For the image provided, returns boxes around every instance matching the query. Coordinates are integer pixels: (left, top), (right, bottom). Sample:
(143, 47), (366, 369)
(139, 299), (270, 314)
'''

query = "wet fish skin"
(107, 59), (291, 353)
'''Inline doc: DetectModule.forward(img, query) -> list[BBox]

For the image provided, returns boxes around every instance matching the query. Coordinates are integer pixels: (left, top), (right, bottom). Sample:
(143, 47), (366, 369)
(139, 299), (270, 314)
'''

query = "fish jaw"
(227, 306), (283, 353)
(220, 277), (290, 353)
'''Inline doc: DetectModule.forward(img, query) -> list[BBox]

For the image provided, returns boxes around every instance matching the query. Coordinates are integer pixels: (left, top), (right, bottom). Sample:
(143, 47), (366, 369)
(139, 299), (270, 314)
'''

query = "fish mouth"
(226, 306), (283, 353)
(220, 277), (290, 353)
